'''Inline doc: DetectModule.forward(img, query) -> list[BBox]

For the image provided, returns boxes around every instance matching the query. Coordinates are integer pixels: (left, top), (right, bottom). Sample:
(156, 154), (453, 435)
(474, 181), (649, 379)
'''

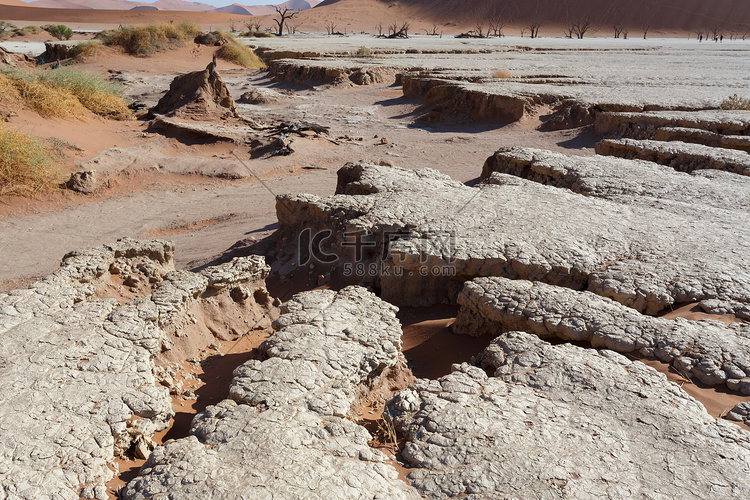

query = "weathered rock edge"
(595, 110), (750, 138)
(387, 332), (750, 499)
(123, 286), (420, 499)
(481, 146), (750, 213)
(274, 161), (750, 314)
(595, 138), (750, 177)
(268, 58), (393, 86)
(453, 277), (750, 391)
(0, 238), (271, 500)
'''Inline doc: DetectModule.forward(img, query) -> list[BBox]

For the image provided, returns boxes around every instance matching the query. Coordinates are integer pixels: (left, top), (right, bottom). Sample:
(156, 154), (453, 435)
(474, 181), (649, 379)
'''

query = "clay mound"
(152, 59), (237, 121)
(0, 46), (35, 67)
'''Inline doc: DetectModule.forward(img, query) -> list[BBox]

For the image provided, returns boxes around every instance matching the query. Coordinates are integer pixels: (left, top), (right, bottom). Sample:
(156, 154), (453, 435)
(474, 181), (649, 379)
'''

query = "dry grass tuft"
(0, 124), (59, 197)
(216, 34), (265, 68)
(492, 69), (512, 79)
(720, 94), (750, 110)
(99, 20), (200, 57)
(241, 30), (274, 38)
(69, 40), (101, 61)
(0, 73), (21, 105)
(354, 46), (373, 57)
(10, 76), (88, 118)
(12, 25), (42, 37)
(38, 67), (131, 119)
(0, 67), (131, 120)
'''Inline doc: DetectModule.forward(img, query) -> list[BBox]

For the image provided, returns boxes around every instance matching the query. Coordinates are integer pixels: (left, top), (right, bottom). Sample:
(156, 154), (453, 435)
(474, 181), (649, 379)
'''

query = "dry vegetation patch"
(0, 67), (131, 120)
(0, 124), (59, 197)
(215, 33), (265, 68)
(69, 41), (101, 62)
(721, 94), (750, 110)
(98, 20), (201, 57)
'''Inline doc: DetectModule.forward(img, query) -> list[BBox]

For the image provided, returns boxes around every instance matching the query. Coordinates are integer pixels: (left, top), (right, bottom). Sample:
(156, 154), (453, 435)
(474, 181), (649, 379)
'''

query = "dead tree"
(641, 23), (650, 39)
(273, 6), (298, 36)
(387, 22), (409, 38)
(424, 24), (438, 36)
(489, 17), (504, 37)
(563, 25), (574, 38)
(229, 19), (238, 33)
(286, 23), (300, 35)
(326, 22), (337, 35)
(527, 21), (541, 38)
(375, 23), (383, 36)
(474, 20), (486, 38)
(709, 25), (723, 40)
(245, 19), (262, 32)
(622, 27), (629, 39)
(613, 24), (623, 38)
(571, 18), (591, 39)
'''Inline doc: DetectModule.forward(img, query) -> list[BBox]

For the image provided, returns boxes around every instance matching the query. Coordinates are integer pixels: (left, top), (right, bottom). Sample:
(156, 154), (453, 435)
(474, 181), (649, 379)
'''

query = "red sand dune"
(387, 0), (750, 29)
(4, 0), (746, 34)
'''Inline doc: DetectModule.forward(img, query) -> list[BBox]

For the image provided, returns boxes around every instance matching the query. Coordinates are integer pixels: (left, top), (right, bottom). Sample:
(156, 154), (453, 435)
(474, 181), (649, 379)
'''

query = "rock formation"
(152, 59), (238, 121)
(0, 239), (273, 499)
(275, 161), (750, 314)
(453, 276), (750, 390)
(595, 138), (750, 177)
(387, 332), (750, 499)
(123, 286), (419, 499)
(481, 146), (750, 212)
(0, 46), (34, 67)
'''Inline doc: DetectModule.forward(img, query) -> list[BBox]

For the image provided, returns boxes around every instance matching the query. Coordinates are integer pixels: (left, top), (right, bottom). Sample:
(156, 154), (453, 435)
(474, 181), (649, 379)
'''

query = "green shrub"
(720, 94), (750, 110)
(215, 33), (265, 68)
(47, 24), (73, 40)
(0, 124), (59, 197)
(98, 21), (200, 57)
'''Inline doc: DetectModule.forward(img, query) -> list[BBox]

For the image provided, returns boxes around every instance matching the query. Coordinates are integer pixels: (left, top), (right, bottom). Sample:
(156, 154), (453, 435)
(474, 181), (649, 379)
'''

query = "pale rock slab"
(123, 286), (419, 499)
(275, 162), (750, 314)
(453, 277), (750, 391)
(387, 332), (750, 499)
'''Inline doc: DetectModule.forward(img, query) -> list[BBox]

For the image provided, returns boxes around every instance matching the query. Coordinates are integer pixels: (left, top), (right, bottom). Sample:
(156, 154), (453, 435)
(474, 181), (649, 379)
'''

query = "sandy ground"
(1, 31), (750, 497)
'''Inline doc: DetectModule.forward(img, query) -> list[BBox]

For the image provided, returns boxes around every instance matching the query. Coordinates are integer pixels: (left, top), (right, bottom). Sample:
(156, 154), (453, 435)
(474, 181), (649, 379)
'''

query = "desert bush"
(492, 69), (511, 78)
(0, 124), (59, 197)
(99, 21), (199, 57)
(216, 34), (265, 68)
(12, 25), (42, 37)
(68, 40), (101, 61)
(0, 21), (17, 38)
(240, 30), (273, 38)
(47, 24), (73, 40)
(0, 67), (131, 120)
(354, 46), (372, 57)
(720, 94), (750, 110)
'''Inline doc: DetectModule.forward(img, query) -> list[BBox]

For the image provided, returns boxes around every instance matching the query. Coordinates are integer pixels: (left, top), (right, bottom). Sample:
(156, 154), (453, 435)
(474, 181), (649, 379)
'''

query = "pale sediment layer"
(453, 276), (750, 391)
(0, 238), (272, 499)
(387, 332), (750, 499)
(275, 161), (750, 314)
(595, 110), (750, 137)
(481, 146), (750, 213)
(595, 138), (750, 177)
(123, 286), (419, 499)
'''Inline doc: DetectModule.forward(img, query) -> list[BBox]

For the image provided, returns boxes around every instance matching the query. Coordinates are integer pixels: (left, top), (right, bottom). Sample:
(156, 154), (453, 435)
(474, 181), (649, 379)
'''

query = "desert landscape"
(1, 0), (750, 498)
